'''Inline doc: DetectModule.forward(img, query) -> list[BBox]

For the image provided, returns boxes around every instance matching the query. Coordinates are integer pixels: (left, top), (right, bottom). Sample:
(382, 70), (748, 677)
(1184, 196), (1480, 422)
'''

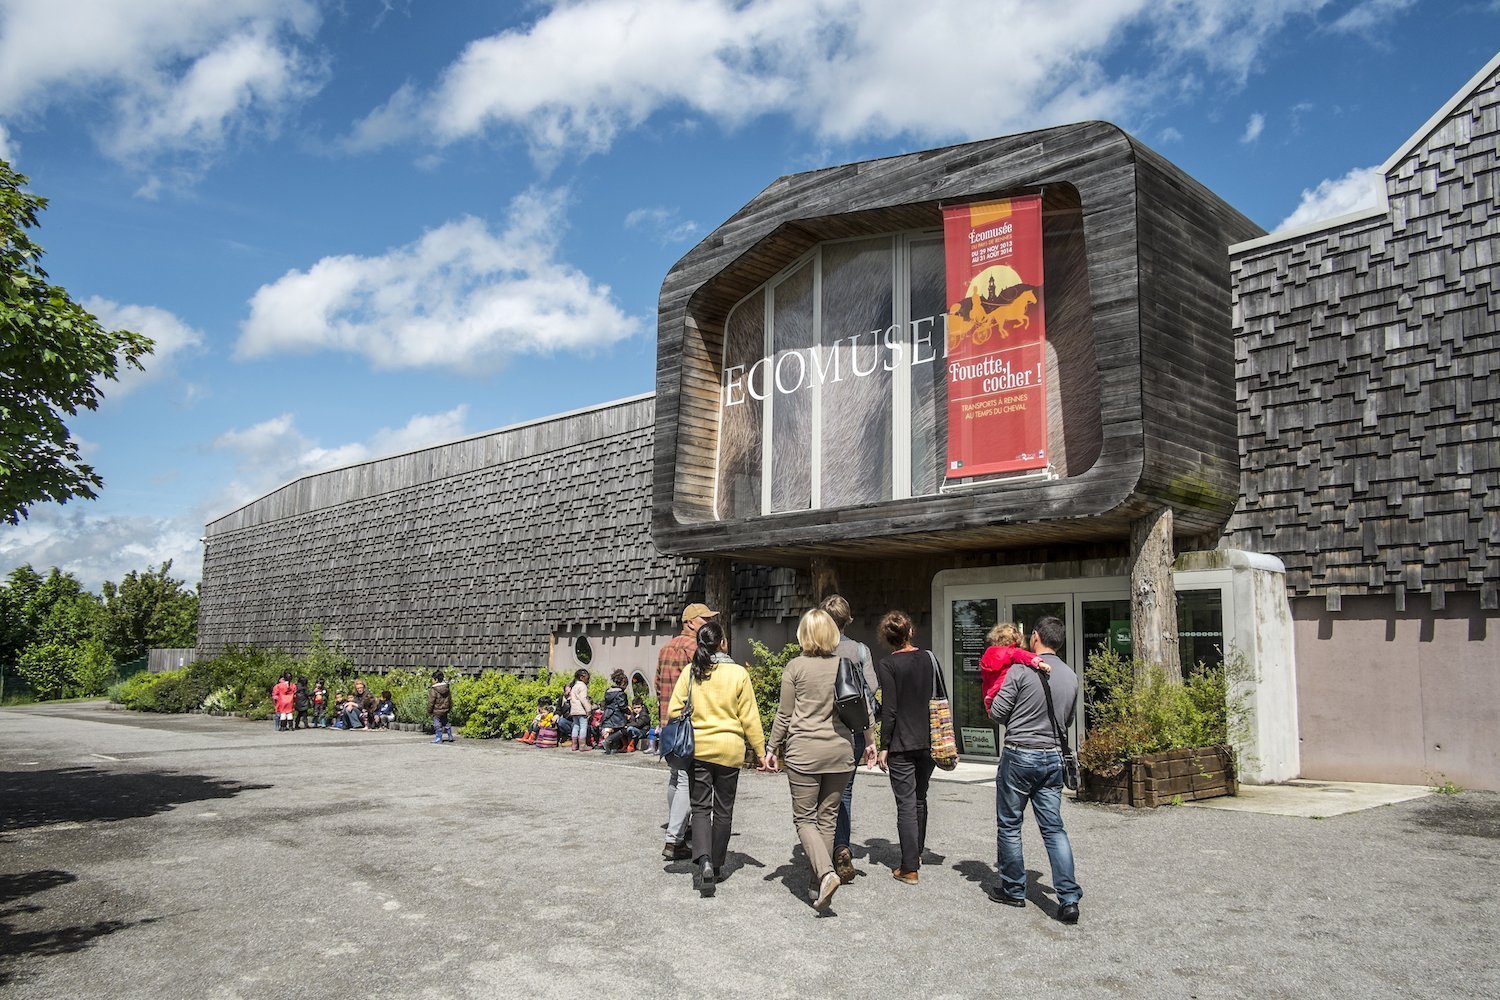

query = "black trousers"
(886, 749), (935, 872)
(688, 759), (740, 870)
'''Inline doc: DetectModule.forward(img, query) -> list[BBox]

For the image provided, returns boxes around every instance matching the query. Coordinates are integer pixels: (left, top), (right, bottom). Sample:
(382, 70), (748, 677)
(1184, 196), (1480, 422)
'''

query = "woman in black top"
(874, 610), (936, 883)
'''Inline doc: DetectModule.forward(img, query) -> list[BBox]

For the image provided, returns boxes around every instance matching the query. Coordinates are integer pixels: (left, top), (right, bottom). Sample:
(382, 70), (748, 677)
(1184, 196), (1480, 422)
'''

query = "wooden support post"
(705, 557), (733, 650)
(1129, 506), (1182, 683)
(811, 556), (841, 604)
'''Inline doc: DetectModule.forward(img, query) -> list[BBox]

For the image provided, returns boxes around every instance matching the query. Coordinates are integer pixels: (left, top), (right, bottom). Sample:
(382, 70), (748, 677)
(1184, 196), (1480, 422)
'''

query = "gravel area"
(2, 701), (1496, 999)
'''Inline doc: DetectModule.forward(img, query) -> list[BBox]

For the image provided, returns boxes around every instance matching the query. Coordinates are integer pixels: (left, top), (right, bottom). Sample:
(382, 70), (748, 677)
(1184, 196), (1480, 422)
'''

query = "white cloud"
(624, 206), (699, 245)
(0, 0), (324, 170)
(1240, 112), (1265, 144)
(210, 406), (473, 511)
(0, 506), (205, 592)
(347, 0), (1328, 160)
(83, 297), (205, 396)
(0, 121), (15, 162)
(1158, 126), (1183, 143)
(1276, 164), (1384, 230)
(237, 188), (643, 371)
(1329, 0), (1415, 33)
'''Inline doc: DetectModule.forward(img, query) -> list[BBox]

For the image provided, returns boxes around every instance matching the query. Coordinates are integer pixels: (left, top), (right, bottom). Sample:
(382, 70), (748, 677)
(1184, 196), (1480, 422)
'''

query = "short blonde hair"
(987, 622), (1024, 648)
(797, 608), (841, 657)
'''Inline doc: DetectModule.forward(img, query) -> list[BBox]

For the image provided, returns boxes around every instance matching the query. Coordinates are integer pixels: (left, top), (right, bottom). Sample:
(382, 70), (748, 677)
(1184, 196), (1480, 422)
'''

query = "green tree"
(1, 159), (154, 524)
(99, 560), (199, 662)
(1, 565), (105, 698)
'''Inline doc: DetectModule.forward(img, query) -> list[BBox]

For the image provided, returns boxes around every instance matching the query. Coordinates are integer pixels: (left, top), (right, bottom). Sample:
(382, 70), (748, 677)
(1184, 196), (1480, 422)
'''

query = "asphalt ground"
(1, 702), (1497, 1000)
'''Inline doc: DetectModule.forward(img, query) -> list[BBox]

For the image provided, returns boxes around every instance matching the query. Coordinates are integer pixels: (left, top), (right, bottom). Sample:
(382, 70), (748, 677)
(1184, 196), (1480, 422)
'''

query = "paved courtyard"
(1, 701), (1496, 1000)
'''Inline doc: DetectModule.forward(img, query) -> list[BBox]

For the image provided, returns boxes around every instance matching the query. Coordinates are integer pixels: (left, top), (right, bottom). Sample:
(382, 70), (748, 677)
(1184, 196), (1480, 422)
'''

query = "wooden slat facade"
(653, 122), (1263, 565)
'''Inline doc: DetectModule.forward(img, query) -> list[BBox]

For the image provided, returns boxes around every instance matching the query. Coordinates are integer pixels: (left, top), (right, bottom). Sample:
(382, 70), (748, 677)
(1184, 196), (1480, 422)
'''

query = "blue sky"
(1, 0), (1496, 591)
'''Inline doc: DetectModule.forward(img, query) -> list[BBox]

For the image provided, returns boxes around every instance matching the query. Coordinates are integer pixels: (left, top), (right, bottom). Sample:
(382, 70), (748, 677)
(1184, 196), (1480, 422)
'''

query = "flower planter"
(1079, 745), (1237, 807)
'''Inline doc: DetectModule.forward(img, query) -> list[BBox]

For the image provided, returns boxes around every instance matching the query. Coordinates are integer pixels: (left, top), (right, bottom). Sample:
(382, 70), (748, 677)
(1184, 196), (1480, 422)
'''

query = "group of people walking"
(653, 596), (1083, 923)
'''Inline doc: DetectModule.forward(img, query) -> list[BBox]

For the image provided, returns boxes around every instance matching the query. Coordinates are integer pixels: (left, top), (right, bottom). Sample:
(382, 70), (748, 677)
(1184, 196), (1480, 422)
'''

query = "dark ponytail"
(692, 620), (725, 681)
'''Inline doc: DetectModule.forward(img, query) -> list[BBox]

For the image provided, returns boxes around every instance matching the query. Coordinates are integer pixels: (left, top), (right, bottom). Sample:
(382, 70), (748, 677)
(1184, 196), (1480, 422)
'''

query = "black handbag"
(834, 655), (872, 732)
(1039, 670), (1081, 792)
(659, 675), (695, 765)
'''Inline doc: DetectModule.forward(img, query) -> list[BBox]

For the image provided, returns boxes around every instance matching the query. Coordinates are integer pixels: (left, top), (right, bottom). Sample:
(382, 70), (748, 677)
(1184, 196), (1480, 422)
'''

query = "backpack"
(834, 655), (873, 732)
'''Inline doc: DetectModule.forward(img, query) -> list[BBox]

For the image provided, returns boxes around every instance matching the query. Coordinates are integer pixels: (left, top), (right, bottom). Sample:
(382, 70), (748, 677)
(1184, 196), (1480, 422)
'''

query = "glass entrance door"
(939, 581), (1128, 761)
(949, 597), (1000, 757)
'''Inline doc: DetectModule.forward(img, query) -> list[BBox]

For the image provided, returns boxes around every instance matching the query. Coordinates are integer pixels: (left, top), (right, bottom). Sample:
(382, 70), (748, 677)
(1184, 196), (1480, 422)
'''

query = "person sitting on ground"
(520, 696), (552, 744)
(602, 699), (651, 754)
(980, 623), (1049, 713)
(373, 690), (396, 729)
(352, 680), (377, 731)
(621, 700), (655, 753)
(554, 685), (574, 743)
(336, 692), (362, 730)
(599, 669), (630, 748)
(587, 706), (605, 748)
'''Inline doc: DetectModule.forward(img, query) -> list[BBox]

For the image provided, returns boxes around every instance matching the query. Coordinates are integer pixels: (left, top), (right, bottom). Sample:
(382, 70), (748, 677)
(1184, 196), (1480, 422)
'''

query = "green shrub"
(1077, 648), (1251, 778)
(746, 639), (799, 739)
(463, 675), (558, 739)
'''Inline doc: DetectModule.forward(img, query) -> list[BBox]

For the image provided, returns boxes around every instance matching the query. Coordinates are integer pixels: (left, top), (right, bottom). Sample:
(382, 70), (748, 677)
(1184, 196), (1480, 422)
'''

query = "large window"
(717, 232), (950, 519)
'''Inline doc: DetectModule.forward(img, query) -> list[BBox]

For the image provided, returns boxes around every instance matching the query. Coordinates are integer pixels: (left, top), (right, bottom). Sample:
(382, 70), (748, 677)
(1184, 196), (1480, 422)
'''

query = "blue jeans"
(995, 747), (1081, 905)
(834, 731), (866, 851)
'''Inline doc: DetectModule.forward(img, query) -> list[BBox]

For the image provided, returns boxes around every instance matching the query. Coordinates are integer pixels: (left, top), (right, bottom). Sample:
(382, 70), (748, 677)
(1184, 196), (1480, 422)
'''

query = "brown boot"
(892, 868), (919, 884)
(833, 846), (856, 885)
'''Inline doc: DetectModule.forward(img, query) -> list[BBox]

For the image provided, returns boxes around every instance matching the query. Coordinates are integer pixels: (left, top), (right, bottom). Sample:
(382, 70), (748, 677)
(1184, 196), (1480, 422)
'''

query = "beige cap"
(681, 602), (719, 623)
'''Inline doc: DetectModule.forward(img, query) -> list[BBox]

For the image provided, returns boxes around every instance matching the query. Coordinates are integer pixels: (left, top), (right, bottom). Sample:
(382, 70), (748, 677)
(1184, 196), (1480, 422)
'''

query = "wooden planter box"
(1079, 746), (1237, 807)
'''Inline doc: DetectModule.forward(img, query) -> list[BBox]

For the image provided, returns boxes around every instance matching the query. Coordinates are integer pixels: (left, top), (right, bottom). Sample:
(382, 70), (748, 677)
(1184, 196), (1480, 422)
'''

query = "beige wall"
(1294, 593), (1499, 791)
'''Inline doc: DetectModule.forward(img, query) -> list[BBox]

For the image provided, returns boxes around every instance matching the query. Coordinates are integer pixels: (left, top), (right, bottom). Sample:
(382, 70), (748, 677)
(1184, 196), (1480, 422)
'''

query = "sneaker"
(813, 871), (840, 913)
(892, 868), (919, 884)
(833, 846), (856, 885)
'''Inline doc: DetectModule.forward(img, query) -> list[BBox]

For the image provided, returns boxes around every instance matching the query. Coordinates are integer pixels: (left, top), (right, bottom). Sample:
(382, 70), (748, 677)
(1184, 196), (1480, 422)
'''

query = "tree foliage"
(1, 159), (154, 524)
(99, 560), (198, 662)
(0, 564), (110, 698)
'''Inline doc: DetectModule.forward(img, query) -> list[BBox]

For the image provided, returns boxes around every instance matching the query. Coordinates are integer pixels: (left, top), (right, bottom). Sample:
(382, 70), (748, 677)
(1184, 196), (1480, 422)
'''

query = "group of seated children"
(520, 693), (655, 753)
(271, 675), (397, 731)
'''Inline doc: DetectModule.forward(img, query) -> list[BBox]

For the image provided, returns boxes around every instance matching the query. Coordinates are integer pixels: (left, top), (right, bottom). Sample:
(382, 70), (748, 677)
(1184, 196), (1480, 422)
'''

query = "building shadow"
(0, 869), (162, 987)
(0, 767), (271, 835)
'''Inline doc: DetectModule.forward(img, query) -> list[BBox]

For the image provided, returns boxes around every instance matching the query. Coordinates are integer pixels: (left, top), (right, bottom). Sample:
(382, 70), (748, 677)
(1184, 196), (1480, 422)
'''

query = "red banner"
(942, 196), (1047, 479)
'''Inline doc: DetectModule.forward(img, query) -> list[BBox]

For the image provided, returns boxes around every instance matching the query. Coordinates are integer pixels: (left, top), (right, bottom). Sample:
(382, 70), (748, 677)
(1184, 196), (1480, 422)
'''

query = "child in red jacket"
(980, 623), (1050, 713)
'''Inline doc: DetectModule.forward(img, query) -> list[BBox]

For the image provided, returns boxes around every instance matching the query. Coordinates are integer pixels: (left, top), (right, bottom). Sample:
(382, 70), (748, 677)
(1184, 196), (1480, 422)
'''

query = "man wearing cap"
(655, 602), (717, 861)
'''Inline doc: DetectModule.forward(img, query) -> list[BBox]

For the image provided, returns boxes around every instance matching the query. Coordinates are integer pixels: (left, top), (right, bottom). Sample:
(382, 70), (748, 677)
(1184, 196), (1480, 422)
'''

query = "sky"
(0, 0), (1496, 593)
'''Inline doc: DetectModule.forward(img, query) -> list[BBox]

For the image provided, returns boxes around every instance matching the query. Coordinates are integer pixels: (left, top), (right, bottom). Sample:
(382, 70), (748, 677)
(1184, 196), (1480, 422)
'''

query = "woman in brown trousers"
(767, 608), (877, 912)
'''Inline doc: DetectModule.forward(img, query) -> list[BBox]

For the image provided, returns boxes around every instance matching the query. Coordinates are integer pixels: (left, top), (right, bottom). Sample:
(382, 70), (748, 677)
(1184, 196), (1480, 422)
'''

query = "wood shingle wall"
(197, 397), (781, 672)
(1228, 65), (1500, 611)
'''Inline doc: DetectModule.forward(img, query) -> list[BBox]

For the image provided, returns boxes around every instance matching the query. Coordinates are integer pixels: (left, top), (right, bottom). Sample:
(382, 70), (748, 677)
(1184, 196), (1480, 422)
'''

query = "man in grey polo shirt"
(986, 614), (1082, 923)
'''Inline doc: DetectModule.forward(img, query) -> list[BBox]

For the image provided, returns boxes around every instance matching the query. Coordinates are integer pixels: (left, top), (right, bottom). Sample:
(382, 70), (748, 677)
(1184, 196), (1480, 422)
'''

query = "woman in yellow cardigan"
(667, 619), (770, 897)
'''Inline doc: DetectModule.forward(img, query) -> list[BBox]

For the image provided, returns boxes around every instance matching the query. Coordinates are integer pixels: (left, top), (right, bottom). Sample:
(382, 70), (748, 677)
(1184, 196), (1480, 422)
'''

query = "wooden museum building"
(199, 56), (1500, 791)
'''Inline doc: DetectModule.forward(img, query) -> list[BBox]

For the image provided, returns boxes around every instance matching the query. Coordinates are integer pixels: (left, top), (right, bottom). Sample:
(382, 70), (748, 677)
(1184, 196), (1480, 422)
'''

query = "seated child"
(373, 690), (396, 729)
(520, 696), (551, 744)
(604, 701), (653, 754)
(338, 692), (364, 730)
(980, 623), (1051, 713)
